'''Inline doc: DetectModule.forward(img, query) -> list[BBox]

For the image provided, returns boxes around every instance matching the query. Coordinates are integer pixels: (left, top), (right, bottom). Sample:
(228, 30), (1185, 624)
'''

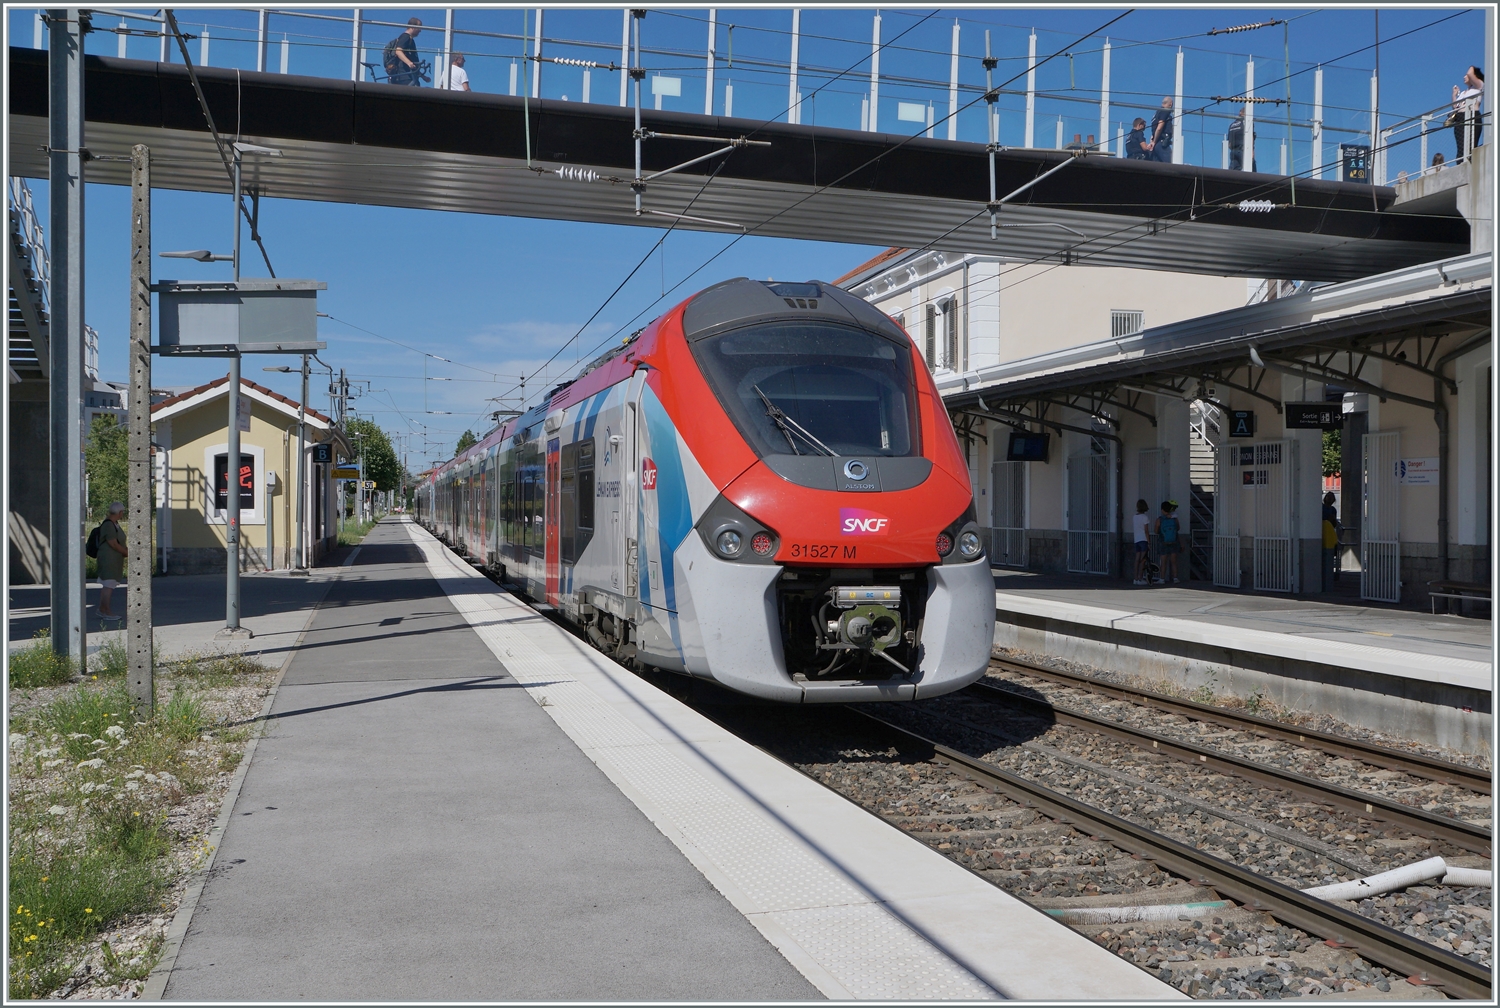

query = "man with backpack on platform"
(383, 17), (424, 86)
(87, 502), (128, 625)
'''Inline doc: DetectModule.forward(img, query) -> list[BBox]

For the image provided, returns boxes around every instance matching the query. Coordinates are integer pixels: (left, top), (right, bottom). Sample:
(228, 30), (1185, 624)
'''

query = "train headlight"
(935, 532), (954, 557)
(957, 529), (983, 559)
(716, 529), (744, 558)
(751, 532), (775, 556)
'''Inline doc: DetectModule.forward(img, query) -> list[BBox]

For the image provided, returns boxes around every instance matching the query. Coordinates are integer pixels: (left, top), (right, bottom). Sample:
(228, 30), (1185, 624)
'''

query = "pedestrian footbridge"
(6, 49), (1470, 280)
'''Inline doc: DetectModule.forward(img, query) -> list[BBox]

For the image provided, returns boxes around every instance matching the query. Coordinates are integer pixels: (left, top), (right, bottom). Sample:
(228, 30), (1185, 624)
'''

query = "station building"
(841, 165), (1492, 611)
(149, 376), (351, 574)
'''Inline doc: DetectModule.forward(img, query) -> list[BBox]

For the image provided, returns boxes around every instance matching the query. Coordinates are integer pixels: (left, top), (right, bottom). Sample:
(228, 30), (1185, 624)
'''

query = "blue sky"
(9, 5), (1485, 470)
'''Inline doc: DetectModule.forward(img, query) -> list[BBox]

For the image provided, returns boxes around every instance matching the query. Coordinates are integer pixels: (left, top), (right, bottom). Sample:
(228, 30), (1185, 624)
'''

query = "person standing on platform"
(1321, 492), (1342, 590)
(1154, 500), (1181, 584)
(1147, 97), (1174, 162)
(1132, 499), (1153, 585)
(384, 18), (424, 86)
(1125, 118), (1150, 159)
(96, 502), (128, 625)
(438, 52), (470, 92)
(1451, 66), (1485, 159)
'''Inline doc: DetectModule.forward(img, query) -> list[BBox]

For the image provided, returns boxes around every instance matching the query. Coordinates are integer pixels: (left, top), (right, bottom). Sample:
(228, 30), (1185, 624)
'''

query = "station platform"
(991, 570), (1492, 755)
(147, 520), (1178, 1001)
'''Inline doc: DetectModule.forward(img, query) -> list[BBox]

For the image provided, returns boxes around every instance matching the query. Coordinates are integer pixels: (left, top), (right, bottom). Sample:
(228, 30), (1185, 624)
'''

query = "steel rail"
(990, 658), (1491, 795)
(967, 678), (1491, 856)
(852, 709), (1493, 1000)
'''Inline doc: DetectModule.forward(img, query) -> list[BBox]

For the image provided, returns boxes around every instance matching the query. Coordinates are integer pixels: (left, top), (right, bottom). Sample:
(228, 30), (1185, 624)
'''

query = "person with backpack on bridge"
(384, 18), (425, 86)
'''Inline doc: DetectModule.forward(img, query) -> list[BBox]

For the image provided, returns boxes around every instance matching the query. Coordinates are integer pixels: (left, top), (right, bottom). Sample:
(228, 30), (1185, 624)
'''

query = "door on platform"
(1249, 439), (1298, 593)
(989, 459), (1027, 567)
(1066, 439), (1110, 575)
(1361, 431), (1401, 603)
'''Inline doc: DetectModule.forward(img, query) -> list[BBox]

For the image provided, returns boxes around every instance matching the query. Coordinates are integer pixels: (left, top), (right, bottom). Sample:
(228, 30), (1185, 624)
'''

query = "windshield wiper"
(752, 385), (835, 456)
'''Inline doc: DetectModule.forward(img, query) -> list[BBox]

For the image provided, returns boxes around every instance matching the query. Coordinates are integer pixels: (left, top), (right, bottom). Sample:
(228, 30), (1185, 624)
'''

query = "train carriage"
(416, 278), (995, 702)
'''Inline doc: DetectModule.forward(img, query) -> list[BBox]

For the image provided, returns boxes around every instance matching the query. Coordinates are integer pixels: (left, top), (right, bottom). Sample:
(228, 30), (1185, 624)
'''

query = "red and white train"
(414, 278), (994, 702)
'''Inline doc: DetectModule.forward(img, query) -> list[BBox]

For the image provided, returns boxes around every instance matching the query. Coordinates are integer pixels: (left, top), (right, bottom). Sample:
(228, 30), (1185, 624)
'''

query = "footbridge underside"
(7, 49), (1469, 281)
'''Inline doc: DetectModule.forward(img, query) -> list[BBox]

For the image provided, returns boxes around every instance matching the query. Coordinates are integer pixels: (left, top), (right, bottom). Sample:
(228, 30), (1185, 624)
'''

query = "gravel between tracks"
(995, 646), (1492, 773)
(704, 700), (1443, 1001)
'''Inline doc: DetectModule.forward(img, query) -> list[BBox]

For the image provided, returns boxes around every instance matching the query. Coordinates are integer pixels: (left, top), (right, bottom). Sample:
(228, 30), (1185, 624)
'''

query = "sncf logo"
(840, 508), (891, 536)
(641, 458), (658, 491)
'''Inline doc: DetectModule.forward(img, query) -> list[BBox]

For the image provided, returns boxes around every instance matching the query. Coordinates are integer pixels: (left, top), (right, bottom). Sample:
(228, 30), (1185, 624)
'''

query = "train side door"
(545, 434), (561, 603)
(622, 369), (647, 600)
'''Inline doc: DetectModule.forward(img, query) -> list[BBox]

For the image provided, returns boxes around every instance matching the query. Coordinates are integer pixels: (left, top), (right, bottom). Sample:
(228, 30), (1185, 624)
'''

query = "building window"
(941, 298), (960, 371)
(1111, 309), (1144, 339)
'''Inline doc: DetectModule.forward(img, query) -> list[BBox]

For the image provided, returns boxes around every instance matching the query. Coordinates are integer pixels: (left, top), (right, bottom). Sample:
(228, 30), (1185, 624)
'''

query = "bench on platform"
(1428, 580), (1492, 616)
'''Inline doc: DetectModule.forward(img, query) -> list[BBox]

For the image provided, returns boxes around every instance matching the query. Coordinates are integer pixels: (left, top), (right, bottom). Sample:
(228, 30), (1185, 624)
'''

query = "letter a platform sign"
(1229, 410), (1257, 438)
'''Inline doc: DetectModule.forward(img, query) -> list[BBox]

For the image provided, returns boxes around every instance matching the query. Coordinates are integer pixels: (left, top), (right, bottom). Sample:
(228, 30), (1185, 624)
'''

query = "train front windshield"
(692, 322), (919, 458)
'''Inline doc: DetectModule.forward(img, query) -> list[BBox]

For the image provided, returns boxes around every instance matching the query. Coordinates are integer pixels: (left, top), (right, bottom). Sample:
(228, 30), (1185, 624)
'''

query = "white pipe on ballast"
(1046, 901), (1232, 925)
(1047, 859), (1490, 926)
(1304, 857), (1491, 902)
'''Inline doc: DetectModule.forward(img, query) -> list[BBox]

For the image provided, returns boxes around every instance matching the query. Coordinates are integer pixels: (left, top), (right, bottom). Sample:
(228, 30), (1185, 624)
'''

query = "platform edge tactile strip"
(407, 525), (1000, 1001)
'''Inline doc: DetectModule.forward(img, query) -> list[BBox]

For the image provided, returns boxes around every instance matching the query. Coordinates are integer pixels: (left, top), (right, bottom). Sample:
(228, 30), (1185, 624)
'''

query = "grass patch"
(34, 684), (135, 762)
(8, 631), (78, 689)
(9, 645), (281, 999)
(337, 518), (376, 547)
(9, 840), (169, 999)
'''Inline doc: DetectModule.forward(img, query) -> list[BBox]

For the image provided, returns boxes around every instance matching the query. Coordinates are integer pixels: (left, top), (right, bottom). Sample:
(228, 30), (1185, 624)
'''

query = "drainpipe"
(1434, 329), (1492, 581)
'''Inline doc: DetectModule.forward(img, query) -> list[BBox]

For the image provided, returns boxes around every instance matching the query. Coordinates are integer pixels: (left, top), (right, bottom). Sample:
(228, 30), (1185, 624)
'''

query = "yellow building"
(151, 376), (352, 574)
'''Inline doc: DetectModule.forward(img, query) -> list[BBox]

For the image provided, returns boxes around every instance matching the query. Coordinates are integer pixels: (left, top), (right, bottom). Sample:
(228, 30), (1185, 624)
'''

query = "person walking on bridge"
(1147, 97), (1174, 163)
(384, 18), (424, 86)
(1451, 66), (1485, 159)
(1125, 118), (1150, 159)
(439, 52), (471, 92)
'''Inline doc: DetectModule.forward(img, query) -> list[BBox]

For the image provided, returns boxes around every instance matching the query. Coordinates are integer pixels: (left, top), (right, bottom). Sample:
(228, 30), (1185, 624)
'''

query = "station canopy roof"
(6, 49), (1472, 282)
(939, 252), (1491, 429)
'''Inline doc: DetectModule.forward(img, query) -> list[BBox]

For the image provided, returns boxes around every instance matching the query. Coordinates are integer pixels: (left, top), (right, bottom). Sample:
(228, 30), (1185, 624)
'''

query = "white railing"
(27, 8), (1410, 176)
(8, 176), (50, 314)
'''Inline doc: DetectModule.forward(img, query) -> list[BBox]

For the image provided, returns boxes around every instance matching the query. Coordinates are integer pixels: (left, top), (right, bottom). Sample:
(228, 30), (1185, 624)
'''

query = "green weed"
(157, 690), (205, 742)
(8, 844), (166, 1000)
(35, 685), (134, 761)
(337, 518), (376, 547)
(7, 631), (78, 689)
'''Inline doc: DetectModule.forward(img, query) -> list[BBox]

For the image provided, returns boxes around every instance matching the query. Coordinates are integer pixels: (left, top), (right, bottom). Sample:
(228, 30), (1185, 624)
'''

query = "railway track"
(988, 657), (1490, 794)
(690, 696), (1491, 1001)
(966, 676), (1492, 857)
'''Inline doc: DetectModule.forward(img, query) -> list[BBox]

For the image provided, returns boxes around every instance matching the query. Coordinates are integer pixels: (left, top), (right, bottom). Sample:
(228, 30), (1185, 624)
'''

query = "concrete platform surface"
(993, 570), (1492, 692)
(8, 567), (340, 665)
(410, 520), (1182, 1001)
(159, 525), (818, 1002)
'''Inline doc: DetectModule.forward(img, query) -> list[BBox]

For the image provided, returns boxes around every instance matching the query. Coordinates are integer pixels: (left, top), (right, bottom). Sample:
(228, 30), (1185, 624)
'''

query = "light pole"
(162, 142), (281, 639)
(264, 356), (311, 569)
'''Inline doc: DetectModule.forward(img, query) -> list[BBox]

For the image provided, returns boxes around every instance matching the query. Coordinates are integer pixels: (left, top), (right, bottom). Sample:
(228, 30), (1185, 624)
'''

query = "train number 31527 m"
(788, 543), (855, 560)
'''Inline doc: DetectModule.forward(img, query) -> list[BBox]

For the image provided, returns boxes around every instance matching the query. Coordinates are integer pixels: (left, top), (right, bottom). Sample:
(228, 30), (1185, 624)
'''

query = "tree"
(84, 414), (129, 522)
(455, 430), (478, 454)
(1322, 428), (1342, 477)
(343, 418), (402, 491)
